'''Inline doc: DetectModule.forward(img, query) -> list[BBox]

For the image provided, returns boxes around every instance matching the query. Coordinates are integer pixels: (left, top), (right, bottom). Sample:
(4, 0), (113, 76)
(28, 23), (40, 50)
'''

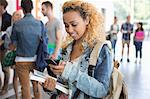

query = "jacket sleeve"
(61, 45), (113, 98)
(10, 23), (18, 46)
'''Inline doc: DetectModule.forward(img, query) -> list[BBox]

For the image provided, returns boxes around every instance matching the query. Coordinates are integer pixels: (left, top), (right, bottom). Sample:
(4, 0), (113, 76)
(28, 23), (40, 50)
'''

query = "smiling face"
(63, 11), (89, 40)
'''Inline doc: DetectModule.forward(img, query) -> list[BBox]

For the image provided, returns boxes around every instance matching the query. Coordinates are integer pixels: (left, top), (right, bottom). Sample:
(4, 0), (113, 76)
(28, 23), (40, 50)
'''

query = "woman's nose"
(68, 26), (74, 33)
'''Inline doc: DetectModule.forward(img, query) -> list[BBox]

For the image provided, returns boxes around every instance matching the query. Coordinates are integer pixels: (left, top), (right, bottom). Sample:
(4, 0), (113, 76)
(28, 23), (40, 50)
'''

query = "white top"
(111, 25), (118, 33)
(15, 55), (37, 62)
(111, 24), (119, 40)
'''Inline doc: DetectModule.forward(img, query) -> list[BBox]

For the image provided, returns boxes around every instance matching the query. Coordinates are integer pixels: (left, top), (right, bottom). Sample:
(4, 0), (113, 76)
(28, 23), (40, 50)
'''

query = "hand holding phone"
(45, 58), (60, 65)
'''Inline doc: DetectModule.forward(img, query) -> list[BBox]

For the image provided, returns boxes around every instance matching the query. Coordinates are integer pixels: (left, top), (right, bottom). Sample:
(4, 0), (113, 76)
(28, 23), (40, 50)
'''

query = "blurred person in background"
(41, 1), (62, 60)
(4, 10), (22, 99)
(0, 0), (11, 95)
(110, 16), (119, 60)
(134, 22), (145, 64)
(41, 1), (63, 98)
(120, 15), (133, 62)
(10, 0), (45, 98)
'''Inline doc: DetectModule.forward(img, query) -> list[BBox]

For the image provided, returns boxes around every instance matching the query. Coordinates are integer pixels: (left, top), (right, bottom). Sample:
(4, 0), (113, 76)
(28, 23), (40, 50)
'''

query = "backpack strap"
(88, 40), (127, 99)
(89, 40), (111, 66)
(88, 40), (111, 76)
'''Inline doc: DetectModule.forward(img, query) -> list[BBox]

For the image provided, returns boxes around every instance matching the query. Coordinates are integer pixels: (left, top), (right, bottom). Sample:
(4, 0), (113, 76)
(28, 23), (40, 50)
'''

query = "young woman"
(134, 22), (145, 63)
(110, 16), (119, 60)
(43, 0), (113, 98)
(3, 10), (22, 99)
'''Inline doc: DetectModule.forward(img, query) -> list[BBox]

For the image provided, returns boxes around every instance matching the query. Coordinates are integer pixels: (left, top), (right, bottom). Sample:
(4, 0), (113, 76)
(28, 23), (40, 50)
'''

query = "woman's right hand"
(43, 77), (56, 91)
(49, 61), (66, 75)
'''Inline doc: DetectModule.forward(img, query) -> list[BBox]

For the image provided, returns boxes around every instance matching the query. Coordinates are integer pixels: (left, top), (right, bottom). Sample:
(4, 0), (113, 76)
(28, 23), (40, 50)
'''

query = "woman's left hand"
(43, 77), (56, 91)
(49, 61), (66, 75)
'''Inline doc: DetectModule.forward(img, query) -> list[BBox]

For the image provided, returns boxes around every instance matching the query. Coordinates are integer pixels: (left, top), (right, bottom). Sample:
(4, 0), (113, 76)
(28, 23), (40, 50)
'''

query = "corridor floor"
(118, 36), (150, 99)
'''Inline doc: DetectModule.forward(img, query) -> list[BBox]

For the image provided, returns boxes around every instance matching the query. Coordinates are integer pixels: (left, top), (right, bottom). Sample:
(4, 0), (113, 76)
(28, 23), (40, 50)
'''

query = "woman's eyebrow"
(64, 20), (77, 24)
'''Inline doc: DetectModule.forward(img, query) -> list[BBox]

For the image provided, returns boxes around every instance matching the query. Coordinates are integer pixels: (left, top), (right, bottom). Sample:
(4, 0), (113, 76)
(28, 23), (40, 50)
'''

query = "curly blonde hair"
(62, 0), (105, 48)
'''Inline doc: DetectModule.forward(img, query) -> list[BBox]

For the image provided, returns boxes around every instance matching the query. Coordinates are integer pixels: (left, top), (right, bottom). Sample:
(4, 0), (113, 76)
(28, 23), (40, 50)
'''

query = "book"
(30, 70), (69, 95)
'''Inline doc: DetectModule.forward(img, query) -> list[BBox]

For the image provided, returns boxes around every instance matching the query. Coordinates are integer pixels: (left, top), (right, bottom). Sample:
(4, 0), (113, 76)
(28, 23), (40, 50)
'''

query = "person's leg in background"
(13, 69), (19, 99)
(15, 62), (32, 99)
(121, 40), (125, 62)
(0, 49), (9, 95)
(139, 42), (143, 64)
(134, 41), (139, 63)
(30, 63), (42, 99)
(0, 67), (10, 95)
(135, 47), (138, 63)
(16, 62), (42, 99)
(32, 80), (42, 99)
(127, 41), (130, 62)
(113, 39), (117, 60)
(139, 49), (142, 64)
(111, 39), (115, 60)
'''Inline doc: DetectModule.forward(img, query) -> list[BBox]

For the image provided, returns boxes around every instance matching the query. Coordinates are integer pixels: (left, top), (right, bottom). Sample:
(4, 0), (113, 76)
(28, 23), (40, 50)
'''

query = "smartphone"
(45, 58), (60, 65)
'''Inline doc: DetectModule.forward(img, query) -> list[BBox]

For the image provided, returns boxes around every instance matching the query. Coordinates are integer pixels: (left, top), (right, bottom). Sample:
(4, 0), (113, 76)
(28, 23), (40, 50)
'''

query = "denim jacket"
(11, 14), (43, 57)
(60, 41), (113, 99)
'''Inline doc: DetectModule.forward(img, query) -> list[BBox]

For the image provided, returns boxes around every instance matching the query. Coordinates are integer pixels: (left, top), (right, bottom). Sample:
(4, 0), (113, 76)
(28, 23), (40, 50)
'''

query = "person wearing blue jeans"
(134, 22), (145, 64)
(110, 16), (119, 60)
(135, 41), (142, 59)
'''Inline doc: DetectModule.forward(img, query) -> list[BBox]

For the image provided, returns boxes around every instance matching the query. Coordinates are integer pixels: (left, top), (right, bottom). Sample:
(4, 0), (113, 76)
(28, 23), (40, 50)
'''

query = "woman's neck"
(70, 42), (83, 61)
(75, 39), (83, 45)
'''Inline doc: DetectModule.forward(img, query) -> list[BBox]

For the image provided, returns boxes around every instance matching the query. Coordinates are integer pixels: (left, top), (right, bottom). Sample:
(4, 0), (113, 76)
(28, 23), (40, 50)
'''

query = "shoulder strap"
(89, 40), (111, 66)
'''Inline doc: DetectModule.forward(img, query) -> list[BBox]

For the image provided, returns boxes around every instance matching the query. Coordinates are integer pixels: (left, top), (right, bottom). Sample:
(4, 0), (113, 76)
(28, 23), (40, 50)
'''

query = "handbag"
(2, 50), (16, 67)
